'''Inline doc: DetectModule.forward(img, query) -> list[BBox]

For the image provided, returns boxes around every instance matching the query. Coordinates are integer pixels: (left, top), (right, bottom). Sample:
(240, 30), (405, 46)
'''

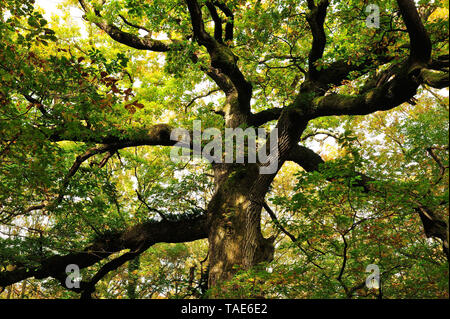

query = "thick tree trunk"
(205, 106), (308, 290)
(206, 163), (275, 289)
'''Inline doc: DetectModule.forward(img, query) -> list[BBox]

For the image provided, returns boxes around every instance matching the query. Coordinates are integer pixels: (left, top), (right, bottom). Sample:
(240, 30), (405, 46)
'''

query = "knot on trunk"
(254, 235), (275, 264)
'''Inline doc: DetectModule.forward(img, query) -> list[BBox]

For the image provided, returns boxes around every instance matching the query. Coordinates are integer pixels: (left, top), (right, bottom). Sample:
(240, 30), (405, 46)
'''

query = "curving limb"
(0, 214), (207, 294)
(305, 0), (330, 81)
(286, 144), (449, 261)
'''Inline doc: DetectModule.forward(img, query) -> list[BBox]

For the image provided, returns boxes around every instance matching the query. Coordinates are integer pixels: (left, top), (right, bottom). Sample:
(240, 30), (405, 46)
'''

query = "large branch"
(416, 205), (449, 261)
(79, 0), (241, 107)
(286, 144), (449, 260)
(185, 0), (215, 47)
(248, 108), (283, 127)
(287, 144), (375, 192)
(79, 249), (143, 299)
(48, 124), (188, 148)
(93, 20), (176, 52)
(306, 0), (330, 80)
(311, 0), (435, 91)
(420, 68), (449, 89)
(312, 52), (397, 93)
(78, 0), (250, 124)
(185, 0), (252, 117)
(214, 1), (234, 42)
(206, 1), (223, 43)
(310, 67), (420, 117)
(311, 59), (448, 118)
(0, 214), (207, 289)
(0, 123), (194, 222)
(78, 0), (176, 52)
(397, 0), (432, 65)
(305, 0), (444, 118)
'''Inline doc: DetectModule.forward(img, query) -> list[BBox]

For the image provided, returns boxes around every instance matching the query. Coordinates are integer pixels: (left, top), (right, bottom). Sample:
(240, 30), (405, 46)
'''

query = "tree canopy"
(0, 0), (448, 299)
